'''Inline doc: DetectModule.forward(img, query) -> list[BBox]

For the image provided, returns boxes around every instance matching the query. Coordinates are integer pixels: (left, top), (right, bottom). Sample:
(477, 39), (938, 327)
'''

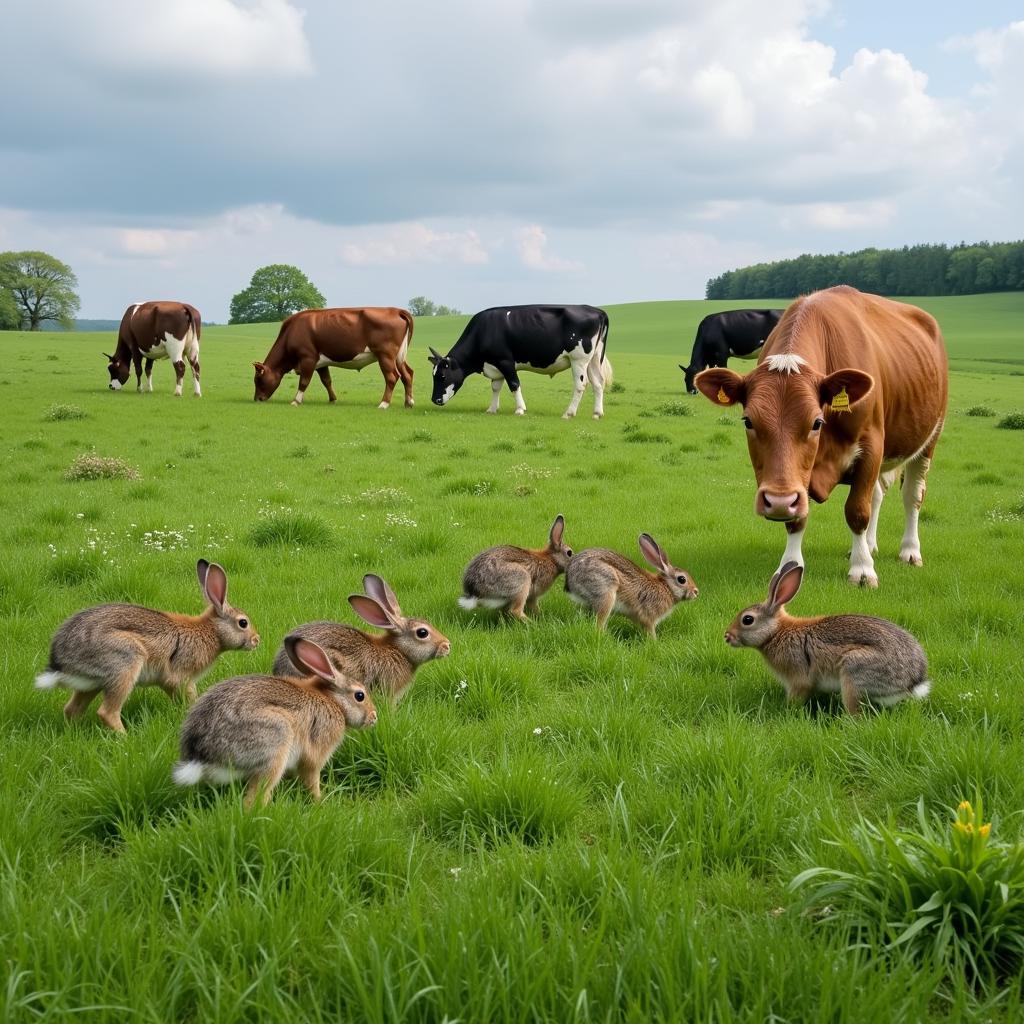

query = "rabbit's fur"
(271, 574), (449, 703)
(174, 636), (376, 807)
(459, 514), (572, 620)
(725, 561), (930, 715)
(35, 560), (259, 732)
(565, 533), (698, 637)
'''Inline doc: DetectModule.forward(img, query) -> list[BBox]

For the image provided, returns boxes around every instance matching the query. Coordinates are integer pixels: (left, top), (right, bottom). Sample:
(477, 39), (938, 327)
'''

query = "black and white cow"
(428, 304), (611, 418)
(679, 308), (784, 395)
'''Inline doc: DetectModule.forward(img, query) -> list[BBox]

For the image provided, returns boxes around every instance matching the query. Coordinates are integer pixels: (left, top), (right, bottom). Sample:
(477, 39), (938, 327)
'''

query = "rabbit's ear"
(349, 594), (399, 630)
(198, 559), (227, 613)
(284, 637), (335, 683)
(769, 563), (803, 610)
(549, 514), (565, 547)
(363, 574), (402, 617)
(638, 533), (668, 572)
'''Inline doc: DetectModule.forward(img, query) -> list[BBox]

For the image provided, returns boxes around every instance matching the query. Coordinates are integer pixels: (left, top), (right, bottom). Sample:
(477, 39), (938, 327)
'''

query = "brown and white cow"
(695, 286), (947, 587)
(253, 307), (414, 408)
(105, 302), (202, 397)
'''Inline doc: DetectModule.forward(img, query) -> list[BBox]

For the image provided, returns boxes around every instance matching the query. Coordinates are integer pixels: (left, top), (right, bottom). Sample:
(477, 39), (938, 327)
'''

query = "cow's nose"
(433, 398), (443, 406)
(761, 491), (801, 519)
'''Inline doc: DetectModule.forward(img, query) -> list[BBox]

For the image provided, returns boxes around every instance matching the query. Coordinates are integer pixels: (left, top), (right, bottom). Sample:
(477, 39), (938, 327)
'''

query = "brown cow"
(695, 286), (947, 587)
(253, 307), (414, 408)
(105, 302), (202, 396)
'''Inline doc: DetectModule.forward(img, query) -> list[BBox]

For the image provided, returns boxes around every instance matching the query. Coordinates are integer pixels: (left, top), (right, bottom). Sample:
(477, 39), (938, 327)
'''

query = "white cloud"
(118, 228), (199, 257)
(340, 224), (489, 266)
(517, 226), (583, 273)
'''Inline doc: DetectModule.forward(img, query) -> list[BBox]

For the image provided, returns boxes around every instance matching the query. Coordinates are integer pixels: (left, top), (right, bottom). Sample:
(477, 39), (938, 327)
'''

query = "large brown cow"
(695, 286), (947, 587)
(106, 302), (202, 396)
(253, 307), (414, 408)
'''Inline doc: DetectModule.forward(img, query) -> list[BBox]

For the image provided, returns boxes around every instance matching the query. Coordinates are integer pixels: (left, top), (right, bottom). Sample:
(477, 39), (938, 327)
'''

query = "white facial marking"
(765, 353), (808, 374)
(442, 384), (455, 404)
(109, 379), (122, 390)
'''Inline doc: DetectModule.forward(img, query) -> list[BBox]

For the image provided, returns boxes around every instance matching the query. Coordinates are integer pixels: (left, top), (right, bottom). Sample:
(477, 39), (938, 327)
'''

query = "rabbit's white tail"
(911, 680), (932, 699)
(172, 761), (205, 786)
(34, 670), (61, 690)
(458, 595), (478, 610)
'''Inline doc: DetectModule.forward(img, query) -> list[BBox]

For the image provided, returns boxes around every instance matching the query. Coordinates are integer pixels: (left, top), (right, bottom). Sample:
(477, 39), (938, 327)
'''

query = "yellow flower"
(954, 821), (973, 836)
(980, 823), (992, 838)
(958, 801), (973, 814)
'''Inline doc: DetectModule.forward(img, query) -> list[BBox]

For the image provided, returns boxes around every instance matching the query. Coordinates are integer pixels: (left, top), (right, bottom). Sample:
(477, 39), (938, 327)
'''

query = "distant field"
(1, 293), (1023, 1022)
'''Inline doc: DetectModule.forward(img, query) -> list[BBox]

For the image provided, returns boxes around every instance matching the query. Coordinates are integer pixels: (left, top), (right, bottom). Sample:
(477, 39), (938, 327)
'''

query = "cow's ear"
(694, 368), (745, 407)
(253, 361), (265, 375)
(819, 369), (873, 410)
(102, 351), (114, 361)
(427, 354), (438, 365)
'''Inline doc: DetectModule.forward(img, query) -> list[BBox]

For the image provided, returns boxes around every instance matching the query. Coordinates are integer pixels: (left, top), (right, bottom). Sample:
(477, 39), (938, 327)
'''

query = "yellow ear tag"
(830, 386), (850, 412)
(717, 387), (730, 404)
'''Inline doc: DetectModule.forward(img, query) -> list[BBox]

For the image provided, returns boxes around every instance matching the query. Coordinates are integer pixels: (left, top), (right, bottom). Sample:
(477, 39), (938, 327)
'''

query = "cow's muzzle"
(757, 489), (803, 521)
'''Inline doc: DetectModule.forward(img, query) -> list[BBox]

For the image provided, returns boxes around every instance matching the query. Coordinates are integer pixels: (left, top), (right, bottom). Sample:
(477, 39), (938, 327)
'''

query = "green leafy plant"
(997, 412), (1024, 430)
(791, 798), (1024, 988)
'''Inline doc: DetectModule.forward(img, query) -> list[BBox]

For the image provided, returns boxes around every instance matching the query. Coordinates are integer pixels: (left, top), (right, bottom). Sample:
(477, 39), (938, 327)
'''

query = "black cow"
(428, 304), (612, 418)
(679, 308), (784, 394)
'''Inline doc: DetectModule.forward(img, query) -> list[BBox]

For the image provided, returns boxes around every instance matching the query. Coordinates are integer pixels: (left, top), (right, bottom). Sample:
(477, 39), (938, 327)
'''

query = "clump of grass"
(45, 403), (88, 422)
(656, 400), (693, 417)
(514, 484), (535, 497)
(622, 424), (670, 445)
(444, 479), (496, 496)
(248, 511), (332, 548)
(64, 453), (140, 481)
(965, 405), (996, 418)
(997, 412), (1024, 430)
(410, 429), (433, 442)
(288, 444), (314, 459)
(791, 798), (1024, 988)
(609, 381), (626, 394)
(45, 553), (103, 587)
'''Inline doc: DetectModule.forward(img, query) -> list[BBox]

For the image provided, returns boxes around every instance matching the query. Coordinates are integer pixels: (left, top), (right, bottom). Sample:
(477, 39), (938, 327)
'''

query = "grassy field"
(1, 292), (1023, 1022)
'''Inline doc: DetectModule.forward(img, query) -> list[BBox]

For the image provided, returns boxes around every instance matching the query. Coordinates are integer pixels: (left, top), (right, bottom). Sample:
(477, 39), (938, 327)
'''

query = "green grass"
(1, 293), (1024, 1021)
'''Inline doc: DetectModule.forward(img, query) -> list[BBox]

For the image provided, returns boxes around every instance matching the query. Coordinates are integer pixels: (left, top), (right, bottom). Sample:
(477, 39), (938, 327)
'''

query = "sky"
(1, 1), (1022, 321)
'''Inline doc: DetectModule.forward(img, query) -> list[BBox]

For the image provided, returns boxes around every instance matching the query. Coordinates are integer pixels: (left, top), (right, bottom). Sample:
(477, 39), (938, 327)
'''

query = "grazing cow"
(695, 286), (947, 587)
(105, 302), (202, 396)
(679, 309), (784, 395)
(253, 307), (414, 408)
(428, 304), (611, 418)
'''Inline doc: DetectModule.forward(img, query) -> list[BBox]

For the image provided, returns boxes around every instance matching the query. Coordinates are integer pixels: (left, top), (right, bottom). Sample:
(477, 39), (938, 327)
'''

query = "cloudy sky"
(1, 1), (1021, 320)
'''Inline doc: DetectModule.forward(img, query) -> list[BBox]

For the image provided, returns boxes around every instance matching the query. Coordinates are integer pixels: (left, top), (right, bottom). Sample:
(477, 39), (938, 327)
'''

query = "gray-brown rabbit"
(725, 561), (931, 716)
(35, 559), (259, 732)
(271, 574), (450, 704)
(565, 533), (698, 637)
(173, 636), (376, 807)
(459, 514), (572, 620)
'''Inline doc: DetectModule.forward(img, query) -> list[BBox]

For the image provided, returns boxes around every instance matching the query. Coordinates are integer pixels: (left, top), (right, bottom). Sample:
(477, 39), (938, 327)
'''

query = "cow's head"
(679, 364), (698, 395)
(252, 361), (283, 402)
(104, 351), (129, 390)
(694, 355), (874, 522)
(427, 347), (464, 406)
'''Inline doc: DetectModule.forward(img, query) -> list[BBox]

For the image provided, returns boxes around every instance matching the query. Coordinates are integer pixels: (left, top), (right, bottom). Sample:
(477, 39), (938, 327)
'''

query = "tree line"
(0, 252), (460, 331)
(705, 240), (1024, 299)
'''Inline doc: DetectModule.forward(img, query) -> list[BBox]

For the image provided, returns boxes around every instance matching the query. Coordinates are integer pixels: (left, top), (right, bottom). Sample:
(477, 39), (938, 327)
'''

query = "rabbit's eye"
(741, 614), (755, 626)
(676, 575), (687, 585)
(238, 618), (248, 629)
(354, 690), (365, 703)
(811, 418), (824, 432)
(566, 548), (573, 558)
(415, 627), (429, 639)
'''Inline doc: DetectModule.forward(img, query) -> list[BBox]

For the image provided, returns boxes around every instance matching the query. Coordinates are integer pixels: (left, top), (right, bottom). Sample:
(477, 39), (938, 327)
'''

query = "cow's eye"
(742, 614), (755, 626)
(741, 416), (753, 429)
(238, 618), (248, 629)
(354, 690), (365, 703)
(811, 418), (824, 432)
(415, 627), (429, 639)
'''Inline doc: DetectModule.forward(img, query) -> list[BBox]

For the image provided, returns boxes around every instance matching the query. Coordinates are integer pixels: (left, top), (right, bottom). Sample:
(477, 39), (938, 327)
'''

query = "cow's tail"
(183, 304), (200, 348)
(397, 309), (414, 367)
(598, 313), (613, 387)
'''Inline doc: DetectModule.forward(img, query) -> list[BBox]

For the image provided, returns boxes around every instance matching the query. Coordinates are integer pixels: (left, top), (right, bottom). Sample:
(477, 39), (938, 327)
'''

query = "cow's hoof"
(405, 400), (415, 408)
(514, 409), (526, 416)
(899, 549), (923, 566)
(290, 400), (301, 407)
(848, 571), (879, 589)
(562, 412), (574, 420)
(593, 413), (603, 420)
(378, 402), (390, 410)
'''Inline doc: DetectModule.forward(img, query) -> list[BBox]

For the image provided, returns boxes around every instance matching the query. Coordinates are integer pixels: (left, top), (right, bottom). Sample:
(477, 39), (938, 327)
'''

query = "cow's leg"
(144, 359), (155, 393)
(486, 377), (503, 414)
(172, 360), (186, 397)
(292, 363), (316, 406)
(779, 518), (806, 572)
(376, 357), (400, 410)
(587, 351), (606, 419)
(188, 350), (201, 397)
(899, 454), (932, 566)
(845, 448), (883, 588)
(865, 469), (898, 554)
(562, 356), (590, 420)
(133, 352), (144, 392)
(397, 362), (415, 407)
(316, 367), (338, 403)
(499, 366), (526, 416)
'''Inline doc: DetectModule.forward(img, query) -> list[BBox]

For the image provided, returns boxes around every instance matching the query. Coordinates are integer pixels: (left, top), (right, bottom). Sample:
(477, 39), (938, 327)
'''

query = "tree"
(408, 296), (461, 316)
(0, 250), (80, 330)
(229, 264), (325, 324)
(0, 286), (19, 330)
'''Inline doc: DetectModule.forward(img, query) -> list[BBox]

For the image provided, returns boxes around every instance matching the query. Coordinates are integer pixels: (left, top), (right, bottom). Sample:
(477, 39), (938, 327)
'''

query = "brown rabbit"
(565, 533), (698, 637)
(173, 636), (376, 807)
(725, 561), (931, 716)
(271, 574), (450, 703)
(35, 560), (259, 732)
(458, 514), (572, 620)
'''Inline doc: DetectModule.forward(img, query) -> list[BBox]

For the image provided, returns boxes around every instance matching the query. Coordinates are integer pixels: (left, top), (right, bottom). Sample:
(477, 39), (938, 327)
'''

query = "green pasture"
(1, 293), (1023, 1021)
